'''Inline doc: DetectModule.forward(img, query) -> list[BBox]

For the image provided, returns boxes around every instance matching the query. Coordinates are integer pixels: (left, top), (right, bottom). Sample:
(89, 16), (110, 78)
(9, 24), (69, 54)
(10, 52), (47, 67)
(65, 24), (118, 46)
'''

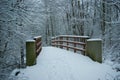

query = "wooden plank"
(52, 40), (86, 45)
(60, 37), (63, 48)
(34, 36), (42, 57)
(74, 37), (76, 52)
(36, 45), (42, 56)
(59, 35), (89, 39)
(66, 37), (69, 50)
(52, 44), (85, 52)
(36, 41), (42, 49)
(51, 35), (89, 54)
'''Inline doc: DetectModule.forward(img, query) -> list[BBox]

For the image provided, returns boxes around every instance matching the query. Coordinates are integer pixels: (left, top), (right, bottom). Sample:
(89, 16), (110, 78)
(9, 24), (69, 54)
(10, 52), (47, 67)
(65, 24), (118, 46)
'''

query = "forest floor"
(10, 47), (119, 80)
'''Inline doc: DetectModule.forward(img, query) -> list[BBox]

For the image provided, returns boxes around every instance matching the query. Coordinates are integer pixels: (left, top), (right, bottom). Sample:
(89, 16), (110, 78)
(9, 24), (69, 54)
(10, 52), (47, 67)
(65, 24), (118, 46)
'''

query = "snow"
(34, 36), (42, 39)
(26, 40), (35, 42)
(59, 35), (89, 38)
(87, 39), (102, 41)
(52, 35), (89, 39)
(13, 47), (117, 80)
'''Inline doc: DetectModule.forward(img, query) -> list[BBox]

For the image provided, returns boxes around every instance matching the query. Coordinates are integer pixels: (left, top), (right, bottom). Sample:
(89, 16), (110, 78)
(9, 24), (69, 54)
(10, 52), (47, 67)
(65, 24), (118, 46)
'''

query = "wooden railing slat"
(52, 44), (85, 52)
(52, 40), (86, 45)
(51, 35), (89, 54)
(34, 36), (42, 57)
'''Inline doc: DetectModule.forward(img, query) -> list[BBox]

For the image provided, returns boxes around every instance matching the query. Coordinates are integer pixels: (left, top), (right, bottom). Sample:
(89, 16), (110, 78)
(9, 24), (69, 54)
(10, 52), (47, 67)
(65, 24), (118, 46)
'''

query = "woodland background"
(0, 0), (120, 80)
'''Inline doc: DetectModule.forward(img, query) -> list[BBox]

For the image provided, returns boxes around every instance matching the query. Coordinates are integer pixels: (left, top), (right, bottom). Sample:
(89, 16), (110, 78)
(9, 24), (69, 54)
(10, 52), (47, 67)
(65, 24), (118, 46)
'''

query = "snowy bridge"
(16, 46), (115, 80)
(16, 35), (116, 80)
(26, 35), (102, 66)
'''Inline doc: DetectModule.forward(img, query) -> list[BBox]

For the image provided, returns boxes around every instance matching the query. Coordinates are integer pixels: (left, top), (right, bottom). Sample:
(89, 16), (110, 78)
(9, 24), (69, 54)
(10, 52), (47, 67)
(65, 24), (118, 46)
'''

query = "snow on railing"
(51, 35), (89, 55)
(26, 36), (42, 66)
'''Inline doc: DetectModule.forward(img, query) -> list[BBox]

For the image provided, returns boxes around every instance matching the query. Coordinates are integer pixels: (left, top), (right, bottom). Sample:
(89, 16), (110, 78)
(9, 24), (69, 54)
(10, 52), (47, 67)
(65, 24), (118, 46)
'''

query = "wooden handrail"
(52, 40), (86, 45)
(52, 35), (89, 39)
(51, 35), (89, 55)
(52, 44), (85, 51)
(34, 36), (42, 57)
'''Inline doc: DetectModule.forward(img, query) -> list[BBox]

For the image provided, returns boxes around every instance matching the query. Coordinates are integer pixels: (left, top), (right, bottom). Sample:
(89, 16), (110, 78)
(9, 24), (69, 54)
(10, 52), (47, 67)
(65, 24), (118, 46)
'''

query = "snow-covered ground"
(11, 47), (119, 80)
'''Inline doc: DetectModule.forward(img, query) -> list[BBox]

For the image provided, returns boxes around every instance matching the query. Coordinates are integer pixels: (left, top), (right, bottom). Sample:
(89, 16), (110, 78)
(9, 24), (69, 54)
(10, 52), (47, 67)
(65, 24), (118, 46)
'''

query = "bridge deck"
(17, 47), (115, 80)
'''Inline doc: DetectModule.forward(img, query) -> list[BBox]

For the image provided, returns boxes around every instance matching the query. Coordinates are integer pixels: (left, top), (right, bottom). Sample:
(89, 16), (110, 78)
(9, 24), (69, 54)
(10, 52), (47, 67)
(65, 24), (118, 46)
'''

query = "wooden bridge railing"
(51, 35), (89, 55)
(51, 35), (102, 63)
(25, 35), (102, 66)
(26, 36), (42, 66)
(34, 36), (42, 57)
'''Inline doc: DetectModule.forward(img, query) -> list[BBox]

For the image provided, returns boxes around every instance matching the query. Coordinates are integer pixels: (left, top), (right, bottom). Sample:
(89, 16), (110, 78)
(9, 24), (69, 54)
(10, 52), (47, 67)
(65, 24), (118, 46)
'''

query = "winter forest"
(0, 0), (120, 80)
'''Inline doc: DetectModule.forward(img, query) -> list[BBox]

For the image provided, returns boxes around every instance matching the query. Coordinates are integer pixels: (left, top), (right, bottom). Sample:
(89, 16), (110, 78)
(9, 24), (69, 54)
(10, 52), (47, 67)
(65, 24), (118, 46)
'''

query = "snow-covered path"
(16, 47), (116, 80)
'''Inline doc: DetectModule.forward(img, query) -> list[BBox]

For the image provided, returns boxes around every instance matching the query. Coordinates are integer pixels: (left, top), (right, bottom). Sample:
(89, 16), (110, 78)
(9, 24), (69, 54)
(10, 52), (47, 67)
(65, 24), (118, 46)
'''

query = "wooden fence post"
(56, 37), (58, 47)
(26, 40), (36, 66)
(60, 37), (63, 48)
(74, 37), (77, 53)
(66, 37), (69, 50)
(51, 37), (55, 47)
(86, 39), (102, 63)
